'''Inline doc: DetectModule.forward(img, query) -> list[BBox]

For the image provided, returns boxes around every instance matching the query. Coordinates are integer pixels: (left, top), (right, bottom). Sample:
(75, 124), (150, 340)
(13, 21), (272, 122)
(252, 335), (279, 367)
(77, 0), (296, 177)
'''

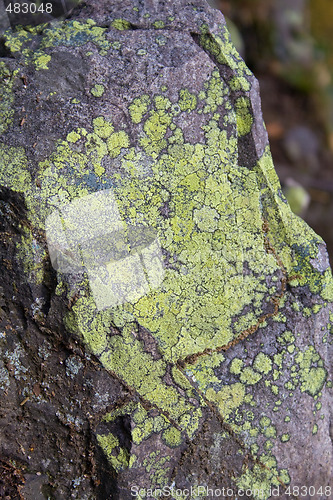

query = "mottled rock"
(0, 1), (332, 499)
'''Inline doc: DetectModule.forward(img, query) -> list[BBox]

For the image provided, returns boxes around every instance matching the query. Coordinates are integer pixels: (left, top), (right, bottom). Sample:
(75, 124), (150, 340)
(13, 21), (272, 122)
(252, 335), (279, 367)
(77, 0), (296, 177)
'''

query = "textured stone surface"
(0, 1), (332, 499)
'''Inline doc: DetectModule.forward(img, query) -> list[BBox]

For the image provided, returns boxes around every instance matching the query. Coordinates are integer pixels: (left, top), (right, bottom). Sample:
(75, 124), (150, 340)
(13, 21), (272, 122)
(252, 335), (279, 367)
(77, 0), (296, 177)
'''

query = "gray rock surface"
(0, 1), (332, 498)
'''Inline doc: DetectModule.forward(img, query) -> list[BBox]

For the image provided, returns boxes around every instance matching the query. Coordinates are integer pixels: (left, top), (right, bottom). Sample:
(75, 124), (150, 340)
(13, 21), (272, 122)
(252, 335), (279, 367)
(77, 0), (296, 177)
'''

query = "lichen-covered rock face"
(0, 1), (332, 498)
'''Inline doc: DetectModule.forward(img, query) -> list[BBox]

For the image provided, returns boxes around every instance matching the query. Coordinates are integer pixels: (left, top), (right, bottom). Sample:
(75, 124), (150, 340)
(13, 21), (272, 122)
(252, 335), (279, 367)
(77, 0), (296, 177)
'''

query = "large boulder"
(0, 1), (332, 498)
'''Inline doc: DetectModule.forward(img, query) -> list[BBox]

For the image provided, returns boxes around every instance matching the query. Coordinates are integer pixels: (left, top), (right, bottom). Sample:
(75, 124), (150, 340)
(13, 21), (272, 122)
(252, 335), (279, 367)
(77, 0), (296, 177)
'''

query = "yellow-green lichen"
(67, 130), (81, 143)
(97, 433), (130, 472)
(129, 95), (151, 124)
(264, 426), (277, 439)
(0, 144), (32, 192)
(15, 230), (47, 285)
(240, 367), (262, 385)
(4, 20), (112, 65)
(178, 88), (197, 112)
(91, 84), (105, 97)
(264, 440), (274, 451)
(34, 53), (51, 70)
(253, 353), (273, 375)
(230, 358), (244, 375)
(107, 131), (130, 157)
(235, 97), (253, 136)
(295, 346), (327, 397)
(235, 454), (289, 500)
(0, 62), (19, 134)
(111, 18), (132, 30)
(161, 426), (182, 448)
(206, 383), (245, 419)
(153, 21), (165, 29)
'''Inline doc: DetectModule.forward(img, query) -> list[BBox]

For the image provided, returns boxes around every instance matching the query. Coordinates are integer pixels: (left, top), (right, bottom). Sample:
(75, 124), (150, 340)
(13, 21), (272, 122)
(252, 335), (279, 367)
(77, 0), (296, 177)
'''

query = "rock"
(0, 1), (332, 498)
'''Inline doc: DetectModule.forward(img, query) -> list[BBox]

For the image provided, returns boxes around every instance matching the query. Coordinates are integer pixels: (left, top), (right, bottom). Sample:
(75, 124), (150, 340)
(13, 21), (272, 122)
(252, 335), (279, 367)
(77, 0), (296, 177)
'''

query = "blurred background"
(209, 0), (333, 265)
(1, 0), (333, 264)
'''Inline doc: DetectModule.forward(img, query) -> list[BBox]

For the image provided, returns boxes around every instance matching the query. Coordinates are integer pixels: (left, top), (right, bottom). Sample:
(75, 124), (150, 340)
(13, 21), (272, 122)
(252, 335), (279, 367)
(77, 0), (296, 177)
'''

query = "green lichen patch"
(253, 353), (273, 375)
(230, 358), (244, 375)
(281, 434), (290, 442)
(240, 367), (262, 385)
(295, 347), (327, 397)
(0, 62), (19, 134)
(178, 88), (197, 112)
(111, 19), (132, 31)
(0, 144), (32, 192)
(97, 433), (130, 472)
(161, 426), (182, 448)
(235, 454), (290, 500)
(129, 95), (151, 124)
(90, 84), (105, 97)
